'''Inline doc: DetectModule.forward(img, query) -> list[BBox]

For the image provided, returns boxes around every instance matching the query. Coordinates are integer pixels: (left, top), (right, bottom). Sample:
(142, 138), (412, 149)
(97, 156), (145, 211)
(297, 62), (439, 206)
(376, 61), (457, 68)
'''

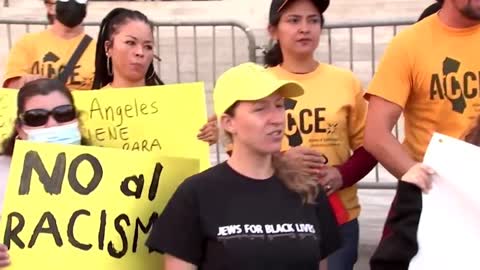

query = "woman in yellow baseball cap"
(146, 62), (340, 270)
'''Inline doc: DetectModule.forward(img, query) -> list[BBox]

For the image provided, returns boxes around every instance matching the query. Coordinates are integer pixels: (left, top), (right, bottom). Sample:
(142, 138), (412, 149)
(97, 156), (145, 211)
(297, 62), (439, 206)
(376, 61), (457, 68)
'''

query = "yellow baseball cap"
(213, 62), (304, 115)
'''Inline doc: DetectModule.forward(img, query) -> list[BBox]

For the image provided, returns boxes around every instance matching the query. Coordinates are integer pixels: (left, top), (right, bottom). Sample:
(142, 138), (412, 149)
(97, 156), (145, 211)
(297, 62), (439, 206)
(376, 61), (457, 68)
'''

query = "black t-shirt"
(147, 162), (341, 270)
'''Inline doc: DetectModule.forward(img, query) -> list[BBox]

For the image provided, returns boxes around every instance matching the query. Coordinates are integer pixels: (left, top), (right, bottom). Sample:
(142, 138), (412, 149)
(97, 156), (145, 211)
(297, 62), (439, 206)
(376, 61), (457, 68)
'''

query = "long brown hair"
(265, 0), (325, 67)
(224, 103), (319, 204)
(93, 8), (163, 89)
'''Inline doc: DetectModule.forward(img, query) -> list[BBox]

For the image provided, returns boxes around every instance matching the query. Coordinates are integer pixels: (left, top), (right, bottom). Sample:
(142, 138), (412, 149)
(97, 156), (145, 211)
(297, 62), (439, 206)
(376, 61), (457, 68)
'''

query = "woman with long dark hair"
(92, 8), (163, 89)
(265, 0), (377, 269)
(92, 8), (217, 144)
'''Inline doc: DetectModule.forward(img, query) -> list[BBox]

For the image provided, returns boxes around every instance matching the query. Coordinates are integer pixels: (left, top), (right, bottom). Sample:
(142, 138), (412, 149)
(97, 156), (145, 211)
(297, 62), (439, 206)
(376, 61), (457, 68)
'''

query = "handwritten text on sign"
(74, 83), (210, 169)
(84, 97), (161, 151)
(0, 141), (199, 270)
(0, 83), (210, 169)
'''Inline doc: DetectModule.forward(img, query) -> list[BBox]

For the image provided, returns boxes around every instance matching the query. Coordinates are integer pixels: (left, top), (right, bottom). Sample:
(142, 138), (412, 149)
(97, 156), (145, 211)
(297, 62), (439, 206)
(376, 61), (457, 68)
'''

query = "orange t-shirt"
(366, 14), (480, 161)
(3, 29), (95, 90)
(270, 64), (368, 222)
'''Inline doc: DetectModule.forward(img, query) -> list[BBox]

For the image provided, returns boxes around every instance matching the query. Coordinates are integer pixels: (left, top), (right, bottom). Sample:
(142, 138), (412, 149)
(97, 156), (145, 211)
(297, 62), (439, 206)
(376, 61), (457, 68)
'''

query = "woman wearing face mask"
(0, 78), (85, 266)
(146, 63), (341, 270)
(3, 0), (95, 90)
(265, 0), (377, 269)
(92, 8), (217, 145)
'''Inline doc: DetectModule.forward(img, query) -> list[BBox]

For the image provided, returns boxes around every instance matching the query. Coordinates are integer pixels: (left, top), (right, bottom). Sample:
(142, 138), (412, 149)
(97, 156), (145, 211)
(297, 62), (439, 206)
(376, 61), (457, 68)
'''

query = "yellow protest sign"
(0, 83), (211, 169)
(0, 89), (17, 151)
(75, 83), (210, 169)
(0, 140), (199, 270)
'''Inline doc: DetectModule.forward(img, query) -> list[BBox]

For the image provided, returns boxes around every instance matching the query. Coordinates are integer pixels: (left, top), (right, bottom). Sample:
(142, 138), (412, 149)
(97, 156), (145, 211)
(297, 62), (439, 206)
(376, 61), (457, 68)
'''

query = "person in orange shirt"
(92, 8), (217, 144)
(3, 0), (95, 90)
(264, 0), (377, 269)
(364, 0), (480, 269)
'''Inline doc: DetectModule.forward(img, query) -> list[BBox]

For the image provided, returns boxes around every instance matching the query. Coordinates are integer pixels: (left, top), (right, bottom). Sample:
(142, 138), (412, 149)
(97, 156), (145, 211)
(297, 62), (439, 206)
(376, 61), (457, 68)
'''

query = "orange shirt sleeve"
(366, 33), (413, 109)
(348, 77), (368, 150)
(3, 35), (33, 86)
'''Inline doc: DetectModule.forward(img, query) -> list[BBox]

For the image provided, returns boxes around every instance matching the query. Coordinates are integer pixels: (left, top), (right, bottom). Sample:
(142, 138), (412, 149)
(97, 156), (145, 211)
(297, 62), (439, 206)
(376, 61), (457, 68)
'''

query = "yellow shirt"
(270, 64), (368, 221)
(367, 14), (480, 161)
(3, 29), (95, 90)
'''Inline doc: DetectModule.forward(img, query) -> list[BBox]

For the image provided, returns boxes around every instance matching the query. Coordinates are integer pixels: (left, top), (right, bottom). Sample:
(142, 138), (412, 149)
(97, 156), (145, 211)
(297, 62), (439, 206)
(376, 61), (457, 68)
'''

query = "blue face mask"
(24, 122), (81, 145)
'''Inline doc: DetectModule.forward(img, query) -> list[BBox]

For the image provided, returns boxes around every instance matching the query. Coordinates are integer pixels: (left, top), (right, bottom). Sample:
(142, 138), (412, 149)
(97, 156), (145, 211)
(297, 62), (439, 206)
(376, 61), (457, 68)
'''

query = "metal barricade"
(1, 19), (257, 90)
(0, 19), (257, 166)
(0, 18), (419, 189)
(146, 20), (257, 164)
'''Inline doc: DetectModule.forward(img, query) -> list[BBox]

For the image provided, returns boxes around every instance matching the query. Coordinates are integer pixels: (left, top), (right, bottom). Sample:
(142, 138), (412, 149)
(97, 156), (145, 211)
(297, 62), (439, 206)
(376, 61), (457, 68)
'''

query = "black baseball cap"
(269, 0), (330, 23)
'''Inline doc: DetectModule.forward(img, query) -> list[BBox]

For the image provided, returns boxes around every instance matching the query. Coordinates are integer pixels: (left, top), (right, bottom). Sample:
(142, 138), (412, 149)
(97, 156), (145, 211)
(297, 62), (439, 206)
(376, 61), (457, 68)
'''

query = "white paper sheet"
(409, 133), (480, 270)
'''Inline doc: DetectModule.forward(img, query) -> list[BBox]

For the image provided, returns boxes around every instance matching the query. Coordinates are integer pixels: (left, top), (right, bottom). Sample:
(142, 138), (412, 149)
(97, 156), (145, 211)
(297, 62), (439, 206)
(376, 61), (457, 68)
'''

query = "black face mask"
(55, 0), (87, 28)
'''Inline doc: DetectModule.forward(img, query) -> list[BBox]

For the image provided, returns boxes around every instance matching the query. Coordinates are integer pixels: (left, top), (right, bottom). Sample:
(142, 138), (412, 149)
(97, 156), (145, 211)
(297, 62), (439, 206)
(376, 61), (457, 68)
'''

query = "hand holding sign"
(409, 133), (480, 270)
(400, 163), (435, 193)
(197, 115), (218, 145)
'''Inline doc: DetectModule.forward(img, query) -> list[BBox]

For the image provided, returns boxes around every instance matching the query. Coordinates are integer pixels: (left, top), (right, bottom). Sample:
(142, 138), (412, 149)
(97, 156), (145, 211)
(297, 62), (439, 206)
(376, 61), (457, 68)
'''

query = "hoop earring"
(106, 56), (113, 76)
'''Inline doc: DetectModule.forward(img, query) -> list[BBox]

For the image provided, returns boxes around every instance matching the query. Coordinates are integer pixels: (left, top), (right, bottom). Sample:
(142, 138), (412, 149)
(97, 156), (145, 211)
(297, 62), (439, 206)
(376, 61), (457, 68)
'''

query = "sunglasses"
(20, 104), (76, 127)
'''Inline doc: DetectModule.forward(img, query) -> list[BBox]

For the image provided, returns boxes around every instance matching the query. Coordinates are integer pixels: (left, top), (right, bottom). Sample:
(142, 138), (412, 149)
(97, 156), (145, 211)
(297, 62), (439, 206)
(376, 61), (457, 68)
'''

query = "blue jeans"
(328, 219), (359, 270)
